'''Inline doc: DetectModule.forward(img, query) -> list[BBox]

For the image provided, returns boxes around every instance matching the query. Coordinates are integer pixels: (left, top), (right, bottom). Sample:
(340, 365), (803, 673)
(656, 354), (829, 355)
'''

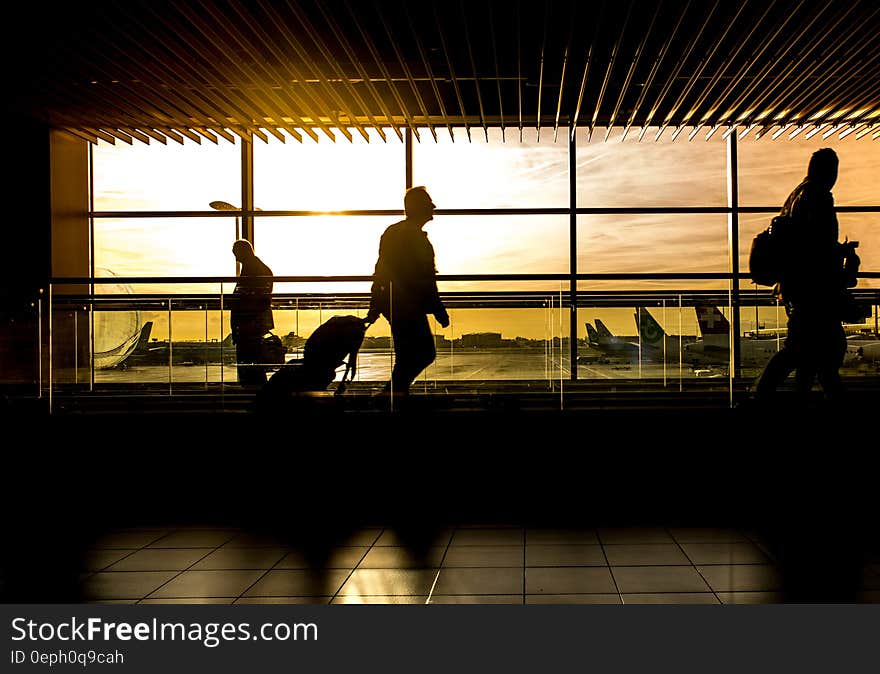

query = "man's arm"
(426, 242), (449, 328)
(366, 236), (389, 324)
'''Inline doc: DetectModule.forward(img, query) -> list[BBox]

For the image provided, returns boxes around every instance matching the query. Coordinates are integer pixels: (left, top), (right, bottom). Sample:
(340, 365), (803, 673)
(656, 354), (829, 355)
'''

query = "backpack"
(749, 214), (792, 287)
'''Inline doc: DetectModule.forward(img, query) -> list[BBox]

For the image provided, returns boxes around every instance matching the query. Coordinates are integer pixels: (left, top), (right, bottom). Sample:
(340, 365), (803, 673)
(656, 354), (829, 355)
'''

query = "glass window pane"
(413, 127), (569, 208)
(578, 214), (729, 282)
(430, 215), (569, 274)
(738, 134), (880, 206)
(253, 128), (403, 210)
(92, 139), (240, 211)
(575, 127), (727, 207)
(94, 217), (237, 282)
(254, 215), (390, 278)
(255, 214), (569, 278)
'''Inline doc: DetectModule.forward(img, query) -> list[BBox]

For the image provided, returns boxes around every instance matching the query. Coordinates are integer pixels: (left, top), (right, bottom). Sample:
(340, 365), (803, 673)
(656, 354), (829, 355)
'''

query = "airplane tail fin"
(134, 321), (153, 351)
(594, 319), (614, 343)
(585, 323), (600, 345)
(634, 308), (666, 347)
(695, 306), (730, 336)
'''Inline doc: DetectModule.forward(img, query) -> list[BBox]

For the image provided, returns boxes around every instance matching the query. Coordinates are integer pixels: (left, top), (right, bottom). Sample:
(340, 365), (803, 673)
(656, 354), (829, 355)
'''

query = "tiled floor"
(73, 525), (880, 604)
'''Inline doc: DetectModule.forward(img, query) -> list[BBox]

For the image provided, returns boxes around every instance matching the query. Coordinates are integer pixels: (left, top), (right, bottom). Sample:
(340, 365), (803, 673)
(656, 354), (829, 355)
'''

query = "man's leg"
(236, 336), (267, 386)
(816, 322), (846, 402)
(754, 346), (797, 401)
(390, 315), (436, 394)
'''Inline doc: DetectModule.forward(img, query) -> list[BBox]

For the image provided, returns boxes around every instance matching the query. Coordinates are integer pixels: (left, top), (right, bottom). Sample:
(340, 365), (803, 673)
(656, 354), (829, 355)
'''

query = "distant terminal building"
(461, 332), (503, 348)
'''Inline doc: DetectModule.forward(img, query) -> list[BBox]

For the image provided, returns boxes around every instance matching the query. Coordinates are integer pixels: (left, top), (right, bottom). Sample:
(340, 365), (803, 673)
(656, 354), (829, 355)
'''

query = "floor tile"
(681, 543), (770, 565)
(190, 548), (287, 570)
(359, 547), (446, 569)
(526, 567), (616, 594)
(598, 528), (674, 544)
(146, 570), (264, 598)
(147, 530), (237, 548)
(245, 570), (351, 597)
(716, 592), (785, 604)
(526, 545), (607, 567)
(612, 566), (711, 593)
(331, 595), (427, 604)
(621, 593), (719, 604)
(451, 529), (524, 546)
(107, 549), (213, 572)
(81, 572), (178, 600)
(138, 598), (234, 604)
(669, 528), (748, 543)
(429, 595), (523, 604)
(443, 546), (523, 567)
(337, 569), (436, 597)
(339, 530), (383, 546)
(276, 548), (368, 569)
(234, 597), (331, 604)
(221, 533), (287, 548)
(375, 530), (453, 547)
(526, 594), (620, 604)
(603, 544), (690, 566)
(82, 550), (134, 571)
(433, 568), (523, 595)
(697, 565), (782, 592)
(526, 529), (600, 545)
(92, 531), (169, 549)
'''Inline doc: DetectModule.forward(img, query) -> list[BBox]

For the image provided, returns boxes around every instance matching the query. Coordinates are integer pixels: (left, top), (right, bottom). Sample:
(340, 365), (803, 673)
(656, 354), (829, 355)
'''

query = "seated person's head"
(232, 239), (255, 262)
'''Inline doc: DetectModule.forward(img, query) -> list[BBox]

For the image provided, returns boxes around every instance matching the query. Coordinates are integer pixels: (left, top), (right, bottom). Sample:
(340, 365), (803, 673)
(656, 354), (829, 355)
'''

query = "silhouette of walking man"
(366, 186), (449, 396)
(754, 148), (860, 403)
(230, 239), (274, 386)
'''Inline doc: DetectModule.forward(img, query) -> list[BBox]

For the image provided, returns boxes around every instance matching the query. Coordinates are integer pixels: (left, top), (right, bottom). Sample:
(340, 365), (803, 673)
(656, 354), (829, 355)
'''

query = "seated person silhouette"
(229, 239), (274, 386)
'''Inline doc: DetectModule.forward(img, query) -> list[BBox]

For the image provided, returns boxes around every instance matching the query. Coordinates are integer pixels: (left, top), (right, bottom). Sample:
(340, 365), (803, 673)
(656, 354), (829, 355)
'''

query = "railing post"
(727, 131), (742, 401)
(569, 124), (578, 381)
(241, 136), (254, 245)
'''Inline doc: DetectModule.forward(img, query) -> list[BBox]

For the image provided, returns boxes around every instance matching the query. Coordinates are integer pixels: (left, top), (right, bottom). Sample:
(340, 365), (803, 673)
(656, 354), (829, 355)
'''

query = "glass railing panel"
(43, 277), (878, 409)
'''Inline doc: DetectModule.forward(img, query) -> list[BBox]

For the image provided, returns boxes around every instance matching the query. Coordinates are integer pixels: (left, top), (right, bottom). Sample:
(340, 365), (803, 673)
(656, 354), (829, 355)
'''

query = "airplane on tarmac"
(117, 324), (238, 368)
(685, 306), (782, 369)
(579, 320), (640, 363)
(632, 307), (696, 360)
(580, 311), (693, 364)
(688, 305), (879, 369)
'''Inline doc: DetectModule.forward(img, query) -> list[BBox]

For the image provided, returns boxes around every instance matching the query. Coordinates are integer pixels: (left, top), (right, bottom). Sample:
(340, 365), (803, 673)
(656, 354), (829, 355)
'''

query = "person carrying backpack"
(365, 186), (450, 396)
(753, 148), (860, 403)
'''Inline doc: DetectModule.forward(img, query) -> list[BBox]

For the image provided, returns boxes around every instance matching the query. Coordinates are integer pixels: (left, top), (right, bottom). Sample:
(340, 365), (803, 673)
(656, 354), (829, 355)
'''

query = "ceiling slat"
(590, 0), (633, 142)
(11, 0), (880, 143)
(753, 4), (871, 136)
(651, 1), (720, 140)
(143, 2), (289, 143)
(433, 1), (469, 141)
(319, 1), (403, 142)
(375, 0), (437, 142)
(608, 0), (661, 141)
